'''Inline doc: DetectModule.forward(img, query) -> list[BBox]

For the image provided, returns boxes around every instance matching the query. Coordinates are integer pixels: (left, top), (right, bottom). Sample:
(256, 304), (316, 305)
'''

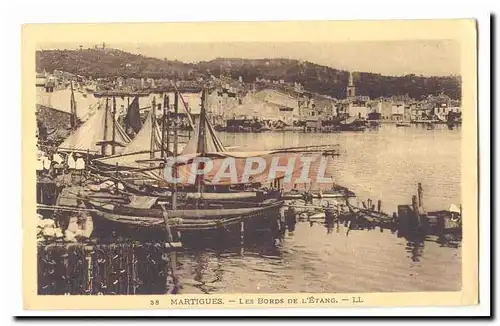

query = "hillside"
(36, 49), (462, 100)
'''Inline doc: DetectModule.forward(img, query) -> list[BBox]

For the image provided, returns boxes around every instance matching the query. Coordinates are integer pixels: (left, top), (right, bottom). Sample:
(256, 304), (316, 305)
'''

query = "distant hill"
(36, 48), (192, 79)
(36, 49), (462, 100)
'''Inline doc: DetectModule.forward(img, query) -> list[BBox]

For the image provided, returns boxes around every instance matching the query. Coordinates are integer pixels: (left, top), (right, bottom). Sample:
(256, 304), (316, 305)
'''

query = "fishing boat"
(425, 204), (462, 235)
(83, 88), (343, 245)
(83, 197), (284, 242)
(283, 186), (356, 200)
(395, 121), (411, 127)
(93, 89), (340, 203)
(92, 88), (196, 173)
(345, 203), (396, 230)
(57, 95), (131, 156)
(224, 117), (266, 132)
(338, 116), (366, 131)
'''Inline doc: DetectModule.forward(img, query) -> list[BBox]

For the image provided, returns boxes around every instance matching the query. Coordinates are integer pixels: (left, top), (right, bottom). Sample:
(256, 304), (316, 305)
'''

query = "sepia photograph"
(20, 19), (479, 310)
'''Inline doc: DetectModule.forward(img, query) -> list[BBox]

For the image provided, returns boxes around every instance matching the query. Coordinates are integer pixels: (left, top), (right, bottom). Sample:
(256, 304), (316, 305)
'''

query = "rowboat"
(395, 122), (411, 127)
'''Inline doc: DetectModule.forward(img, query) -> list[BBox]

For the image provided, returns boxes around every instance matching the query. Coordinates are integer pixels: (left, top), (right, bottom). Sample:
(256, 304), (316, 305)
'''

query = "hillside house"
(253, 89), (300, 116)
(391, 103), (405, 121)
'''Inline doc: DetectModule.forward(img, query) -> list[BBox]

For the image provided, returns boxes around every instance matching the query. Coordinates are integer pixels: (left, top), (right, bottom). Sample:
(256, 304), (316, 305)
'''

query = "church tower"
(346, 71), (356, 99)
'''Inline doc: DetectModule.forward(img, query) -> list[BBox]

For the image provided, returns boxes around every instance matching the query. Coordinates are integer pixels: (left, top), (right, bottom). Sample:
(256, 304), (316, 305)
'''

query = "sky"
(38, 40), (460, 77)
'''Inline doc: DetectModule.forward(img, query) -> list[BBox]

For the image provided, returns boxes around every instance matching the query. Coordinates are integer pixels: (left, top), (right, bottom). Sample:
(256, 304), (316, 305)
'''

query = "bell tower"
(346, 71), (356, 99)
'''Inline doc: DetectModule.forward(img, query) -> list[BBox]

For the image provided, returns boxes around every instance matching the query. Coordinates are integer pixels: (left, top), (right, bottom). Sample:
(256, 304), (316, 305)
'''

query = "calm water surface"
(176, 124), (462, 293)
(220, 123), (461, 213)
(40, 124), (462, 294)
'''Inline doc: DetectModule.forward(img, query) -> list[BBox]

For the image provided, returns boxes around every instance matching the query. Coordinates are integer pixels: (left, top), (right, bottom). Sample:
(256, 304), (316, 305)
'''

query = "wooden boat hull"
(84, 200), (285, 243)
(338, 125), (366, 131)
(395, 122), (411, 127)
(120, 181), (282, 205)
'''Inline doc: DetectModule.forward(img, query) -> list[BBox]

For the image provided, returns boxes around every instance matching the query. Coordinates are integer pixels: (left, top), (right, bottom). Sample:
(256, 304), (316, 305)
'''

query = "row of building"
(206, 72), (461, 124)
(36, 69), (205, 94)
(36, 69), (461, 125)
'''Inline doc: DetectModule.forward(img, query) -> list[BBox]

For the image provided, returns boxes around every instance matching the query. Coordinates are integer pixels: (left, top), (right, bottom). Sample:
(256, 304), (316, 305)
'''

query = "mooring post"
(114, 163), (119, 192)
(161, 205), (174, 244)
(131, 251), (137, 295)
(417, 183), (424, 210)
(85, 251), (92, 294)
(411, 195), (421, 231)
(161, 204), (179, 294)
(240, 220), (245, 244)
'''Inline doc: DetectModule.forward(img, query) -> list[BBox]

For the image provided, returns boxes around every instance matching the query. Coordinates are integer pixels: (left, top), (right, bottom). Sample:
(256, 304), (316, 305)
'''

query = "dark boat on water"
(77, 88), (344, 245)
(395, 122), (411, 127)
(224, 117), (266, 132)
(338, 116), (367, 131)
(80, 89), (291, 243)
(83, 197), (284, 243)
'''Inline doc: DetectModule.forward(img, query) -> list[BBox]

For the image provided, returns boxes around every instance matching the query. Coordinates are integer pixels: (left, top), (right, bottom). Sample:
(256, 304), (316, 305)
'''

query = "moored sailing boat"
(84, 89), (287, 242)
(57, 96), (131, 156)
(83, 196), (283, 240)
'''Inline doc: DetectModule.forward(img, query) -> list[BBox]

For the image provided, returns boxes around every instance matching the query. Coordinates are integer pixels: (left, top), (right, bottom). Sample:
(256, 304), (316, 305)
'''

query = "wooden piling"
(85, 253), (92, 293)
(161, 205), (174, 244)
(240, 220), (245, 255)
(101, 98), (109, 156)
(161, 95), (169, 158)
(161, 205), (179, 294)
(417, 183), (424, 210)
(112, 96), (116, 155)
(172, 92), (179, 210)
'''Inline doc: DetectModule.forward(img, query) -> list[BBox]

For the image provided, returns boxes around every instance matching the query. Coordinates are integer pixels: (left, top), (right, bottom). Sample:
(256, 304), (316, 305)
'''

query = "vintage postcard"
(22, 19), (478, 310)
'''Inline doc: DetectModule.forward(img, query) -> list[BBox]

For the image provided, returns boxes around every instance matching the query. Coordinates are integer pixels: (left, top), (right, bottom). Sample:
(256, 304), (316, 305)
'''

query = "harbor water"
(220, 123), (461, 214)
(182, 124), (462, 293)
(38, 124), (462, 294)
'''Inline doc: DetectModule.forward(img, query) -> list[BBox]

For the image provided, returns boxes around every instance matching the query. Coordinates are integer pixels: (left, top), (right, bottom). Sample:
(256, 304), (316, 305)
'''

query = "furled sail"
(123, 96), (142, 135)
(58, 103), (130, 155)
(94, 108), (164, 168)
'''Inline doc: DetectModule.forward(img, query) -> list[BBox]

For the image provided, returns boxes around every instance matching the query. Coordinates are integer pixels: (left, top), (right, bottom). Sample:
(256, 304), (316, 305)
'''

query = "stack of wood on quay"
(35, 83), (349, 247)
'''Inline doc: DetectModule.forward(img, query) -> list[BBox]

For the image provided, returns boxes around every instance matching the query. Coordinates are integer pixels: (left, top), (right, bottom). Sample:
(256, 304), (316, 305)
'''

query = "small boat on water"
(224, 119), (267, 133)
(426, 204), (462, 235)
(102, 177), (283, 205)
(395, 122), (411, 127)
(338, 116), (367, 131)
(83, 197), (284, 242)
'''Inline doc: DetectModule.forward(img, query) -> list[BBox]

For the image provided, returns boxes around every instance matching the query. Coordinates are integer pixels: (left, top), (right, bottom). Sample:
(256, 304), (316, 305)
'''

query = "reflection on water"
(38, 124), (462, 294)
(38, 223), (461, 294)
(220, 123), (461, 213)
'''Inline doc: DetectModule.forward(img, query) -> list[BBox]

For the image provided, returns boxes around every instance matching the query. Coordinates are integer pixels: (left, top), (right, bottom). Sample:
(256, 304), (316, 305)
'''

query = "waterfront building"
(116, 76), (125, 88)
(348, 103), (370, 119)
(391, 103), (405, 121)
(434, 103), (462, 121)
(374, 100), (392, 121)
(206, 88), (241, 118)
(253, 89), (300, 115)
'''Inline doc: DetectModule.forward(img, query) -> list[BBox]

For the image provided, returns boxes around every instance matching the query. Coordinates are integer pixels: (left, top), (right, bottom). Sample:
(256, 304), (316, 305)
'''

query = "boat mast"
(150, 97), (156, 160)
(70, 80), (77, 129)
(161, 94), (168, 158)
(172, 91), (179, 210)
(111, 95), (116, 155)
(195, 88), (207, 195)
(101, 97), (109, 156)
